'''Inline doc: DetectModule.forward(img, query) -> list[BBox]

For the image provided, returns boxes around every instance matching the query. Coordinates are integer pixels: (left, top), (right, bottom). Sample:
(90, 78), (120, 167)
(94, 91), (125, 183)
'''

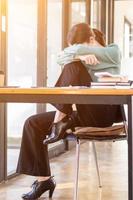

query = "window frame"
(0, 0), (7, 182)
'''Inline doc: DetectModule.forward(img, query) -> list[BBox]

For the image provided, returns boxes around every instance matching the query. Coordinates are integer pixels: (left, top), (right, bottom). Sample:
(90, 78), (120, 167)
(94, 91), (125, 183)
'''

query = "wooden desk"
(0, 87), (133, 200)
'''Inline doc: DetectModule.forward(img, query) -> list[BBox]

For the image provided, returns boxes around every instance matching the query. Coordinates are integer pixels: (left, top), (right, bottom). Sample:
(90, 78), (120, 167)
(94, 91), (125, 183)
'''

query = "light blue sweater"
(57, 43), (121, 81)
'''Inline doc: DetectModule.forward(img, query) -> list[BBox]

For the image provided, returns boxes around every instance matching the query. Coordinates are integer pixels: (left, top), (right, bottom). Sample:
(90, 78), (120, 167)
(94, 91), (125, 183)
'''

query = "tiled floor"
(0, 140), (127, 200)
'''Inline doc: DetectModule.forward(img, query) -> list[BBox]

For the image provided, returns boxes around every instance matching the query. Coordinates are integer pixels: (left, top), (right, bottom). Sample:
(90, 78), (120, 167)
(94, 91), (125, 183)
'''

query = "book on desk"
(91, 72), (133, 88)
(90, 81), (133, 88)
(94, 72), (128, 82)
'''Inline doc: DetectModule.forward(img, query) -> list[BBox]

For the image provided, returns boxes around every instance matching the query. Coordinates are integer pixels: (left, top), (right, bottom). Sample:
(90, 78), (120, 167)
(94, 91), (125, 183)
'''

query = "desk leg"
(128, 96), (133, 200)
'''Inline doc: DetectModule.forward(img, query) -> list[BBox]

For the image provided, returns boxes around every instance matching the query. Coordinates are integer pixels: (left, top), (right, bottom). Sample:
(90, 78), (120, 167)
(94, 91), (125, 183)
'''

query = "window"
(91, 0), (102, 29)
(124, 18), (132, 58)
(7, 0), (37, 175)
(114, 0), (133, 79)
(46, 0), (63, 147)
(70, 0), (86, 26)
(47, 0), (62, 87)
(46, 0), (62, 113)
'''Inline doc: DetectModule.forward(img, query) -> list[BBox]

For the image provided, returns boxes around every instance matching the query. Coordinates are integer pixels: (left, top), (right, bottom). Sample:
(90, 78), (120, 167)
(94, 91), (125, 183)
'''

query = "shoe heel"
(49, 186), (55, 198)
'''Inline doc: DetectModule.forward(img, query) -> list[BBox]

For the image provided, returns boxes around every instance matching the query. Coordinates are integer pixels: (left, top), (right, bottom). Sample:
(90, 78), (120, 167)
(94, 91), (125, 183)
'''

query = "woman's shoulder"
(105, 43), (121, 62)
(106, 43), (121, 55)
(107, 43), (119, 49)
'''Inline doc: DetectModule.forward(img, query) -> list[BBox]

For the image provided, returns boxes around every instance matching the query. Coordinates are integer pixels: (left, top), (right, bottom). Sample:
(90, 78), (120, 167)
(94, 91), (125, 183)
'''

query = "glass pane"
(47, 0), (62, 112)
(114, 0), (133, 79)
(71, 0), (86, 26)
(47, 0), (62, 87)
(7, 0), (37, 175)
(92, 0), (101, 29)
(47, 0), (63, 148)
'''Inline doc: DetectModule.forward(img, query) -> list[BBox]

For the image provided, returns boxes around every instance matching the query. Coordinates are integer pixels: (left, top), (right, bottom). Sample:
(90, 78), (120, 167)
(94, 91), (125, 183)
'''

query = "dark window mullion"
(37, 0), (47, 113)
(62, 0), (71, 49)
(108, 0), (114, 43)
(37, 0), (47, 88)
(86, 0), (91, 24)
(101, 0), (106, 34)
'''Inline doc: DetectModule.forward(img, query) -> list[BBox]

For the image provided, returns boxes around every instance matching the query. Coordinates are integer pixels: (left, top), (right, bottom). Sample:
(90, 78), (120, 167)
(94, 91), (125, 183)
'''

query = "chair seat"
(70, 124), (127, 140)
(73, 133), (126, 141)
(74, 124), (125, 135)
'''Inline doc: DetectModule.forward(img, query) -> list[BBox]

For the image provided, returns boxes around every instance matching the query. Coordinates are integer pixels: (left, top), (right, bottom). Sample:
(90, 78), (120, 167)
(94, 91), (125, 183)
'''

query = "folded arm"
(57, 44), (121, 70)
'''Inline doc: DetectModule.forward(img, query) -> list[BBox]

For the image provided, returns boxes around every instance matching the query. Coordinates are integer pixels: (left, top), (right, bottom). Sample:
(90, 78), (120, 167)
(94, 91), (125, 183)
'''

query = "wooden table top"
(0, 87), (132, 96)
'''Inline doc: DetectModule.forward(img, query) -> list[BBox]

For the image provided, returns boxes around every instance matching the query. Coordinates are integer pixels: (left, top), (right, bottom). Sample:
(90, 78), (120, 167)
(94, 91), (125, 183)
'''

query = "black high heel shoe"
(21, 176), (56, 199)
(43, 115), (75, 145)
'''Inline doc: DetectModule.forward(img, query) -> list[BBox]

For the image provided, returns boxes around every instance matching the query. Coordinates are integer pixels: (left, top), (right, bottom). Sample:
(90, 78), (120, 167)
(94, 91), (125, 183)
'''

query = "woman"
(17, 24), (122, 199)
(43, 23), (122, 145)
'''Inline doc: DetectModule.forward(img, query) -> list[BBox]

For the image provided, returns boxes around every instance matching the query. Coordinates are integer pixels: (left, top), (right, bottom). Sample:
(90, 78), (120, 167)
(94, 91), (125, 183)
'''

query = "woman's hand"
(79, 54), (100, 65)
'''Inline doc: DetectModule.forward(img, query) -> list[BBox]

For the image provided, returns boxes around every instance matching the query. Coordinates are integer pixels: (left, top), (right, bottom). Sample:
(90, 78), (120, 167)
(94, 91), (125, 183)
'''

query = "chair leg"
(74, 139), (80, 200)
(92, 141), (102, 187)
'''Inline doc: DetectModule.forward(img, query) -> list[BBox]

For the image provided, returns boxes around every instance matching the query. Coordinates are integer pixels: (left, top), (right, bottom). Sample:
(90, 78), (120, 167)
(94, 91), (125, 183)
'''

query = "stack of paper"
(91, 81), (132, 89)
(95, 72), (128, 82)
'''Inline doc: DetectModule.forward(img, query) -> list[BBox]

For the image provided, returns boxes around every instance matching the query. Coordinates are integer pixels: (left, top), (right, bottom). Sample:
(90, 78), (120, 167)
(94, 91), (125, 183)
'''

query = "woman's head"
(93, 28), (106, 47)
(67, 23), (94, 45)
(67, 23), (105, 46)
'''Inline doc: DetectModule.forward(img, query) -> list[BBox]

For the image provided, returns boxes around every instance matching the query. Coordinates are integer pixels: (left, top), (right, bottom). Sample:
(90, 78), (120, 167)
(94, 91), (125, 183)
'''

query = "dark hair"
(67, 23), (94, 45)
(93, 28), (106, 47)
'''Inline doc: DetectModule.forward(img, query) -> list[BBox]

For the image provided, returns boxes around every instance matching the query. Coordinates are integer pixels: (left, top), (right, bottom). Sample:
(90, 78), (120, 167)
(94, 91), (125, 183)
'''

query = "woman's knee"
(23, 112), (55, 136)
(24, 115), (36, 129)
(63, 62), (80, 74)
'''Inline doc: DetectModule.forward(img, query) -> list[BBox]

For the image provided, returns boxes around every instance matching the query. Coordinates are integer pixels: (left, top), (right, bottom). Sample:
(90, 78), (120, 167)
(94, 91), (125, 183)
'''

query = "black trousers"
(16, 111), (79, 176)
(54, 61), (122, 127)
(17, 61), (122, 177)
